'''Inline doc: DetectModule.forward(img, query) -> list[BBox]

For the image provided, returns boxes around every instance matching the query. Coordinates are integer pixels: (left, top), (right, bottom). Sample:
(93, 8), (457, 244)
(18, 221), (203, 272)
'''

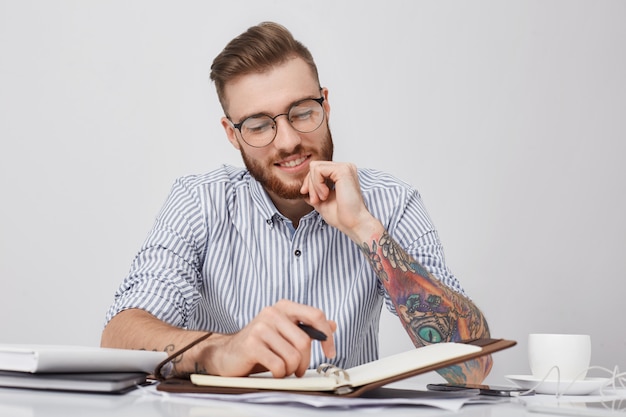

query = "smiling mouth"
(277, 155), (308, 168)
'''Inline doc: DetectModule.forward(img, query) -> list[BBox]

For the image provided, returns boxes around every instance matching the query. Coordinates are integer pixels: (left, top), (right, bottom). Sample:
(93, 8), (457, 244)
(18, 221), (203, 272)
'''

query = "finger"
(304, 174), (326, 205)
(252, 310), (310, 378)
(219, 327), (291, 378)
(300, 172), (310, 195)
(301, 172), (321, 205)
(304, 162), (333, 202)
(273, 300), (337, 367)
(253, 346), (288, 377)
(320, 320), (337, 359)
(291, 318), (336, 360)
(273, 319), (313, 377)
(294, 338), (312, 377)
(248, 329), (304, 378)
(309, 164), (332, 201)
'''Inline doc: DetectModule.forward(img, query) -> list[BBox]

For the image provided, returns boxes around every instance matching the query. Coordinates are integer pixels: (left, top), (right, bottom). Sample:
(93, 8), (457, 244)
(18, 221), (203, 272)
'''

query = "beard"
(239, 125), (334, 200)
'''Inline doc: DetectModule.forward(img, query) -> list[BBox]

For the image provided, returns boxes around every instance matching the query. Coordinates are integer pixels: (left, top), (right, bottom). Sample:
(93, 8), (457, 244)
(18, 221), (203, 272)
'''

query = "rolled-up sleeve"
(104, 176), (208, 328)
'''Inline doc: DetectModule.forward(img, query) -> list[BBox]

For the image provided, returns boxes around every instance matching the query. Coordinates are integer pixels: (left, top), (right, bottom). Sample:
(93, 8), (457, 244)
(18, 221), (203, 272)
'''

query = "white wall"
(1, 0), (624, 385)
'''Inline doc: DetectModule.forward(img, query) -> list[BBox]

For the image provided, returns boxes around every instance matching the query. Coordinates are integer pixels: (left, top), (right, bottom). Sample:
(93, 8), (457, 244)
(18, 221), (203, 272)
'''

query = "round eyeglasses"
(230, 97), (325, 148)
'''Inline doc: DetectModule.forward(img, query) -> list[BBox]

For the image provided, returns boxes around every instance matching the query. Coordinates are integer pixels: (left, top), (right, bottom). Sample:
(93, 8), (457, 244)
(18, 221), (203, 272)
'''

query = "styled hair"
(210, 22), (320, 112)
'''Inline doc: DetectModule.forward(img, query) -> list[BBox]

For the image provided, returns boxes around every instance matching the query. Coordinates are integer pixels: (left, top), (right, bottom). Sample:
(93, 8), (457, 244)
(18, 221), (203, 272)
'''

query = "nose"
(272, 115), (302, 151)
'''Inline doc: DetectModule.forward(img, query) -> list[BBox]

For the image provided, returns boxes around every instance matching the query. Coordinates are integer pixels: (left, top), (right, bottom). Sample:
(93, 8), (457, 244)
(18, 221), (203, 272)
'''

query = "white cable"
(522, 365), (626, 399)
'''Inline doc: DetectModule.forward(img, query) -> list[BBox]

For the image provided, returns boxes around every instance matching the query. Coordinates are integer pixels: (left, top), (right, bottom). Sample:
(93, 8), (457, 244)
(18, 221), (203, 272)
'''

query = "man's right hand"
(101, 300), (336, 378)
(203, 300), (336, 377)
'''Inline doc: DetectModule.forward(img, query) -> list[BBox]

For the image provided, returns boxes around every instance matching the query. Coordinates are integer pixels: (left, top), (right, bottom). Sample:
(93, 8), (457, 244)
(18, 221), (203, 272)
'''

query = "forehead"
(223, 57), (320, 119)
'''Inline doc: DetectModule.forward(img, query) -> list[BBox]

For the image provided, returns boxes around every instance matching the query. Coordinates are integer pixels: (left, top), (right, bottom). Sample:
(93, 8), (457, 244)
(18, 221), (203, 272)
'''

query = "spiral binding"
(316, 363), (350, 383)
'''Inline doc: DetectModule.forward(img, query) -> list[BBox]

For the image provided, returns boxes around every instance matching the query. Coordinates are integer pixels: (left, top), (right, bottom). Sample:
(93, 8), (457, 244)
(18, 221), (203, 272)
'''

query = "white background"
(1, 0), (624, 385)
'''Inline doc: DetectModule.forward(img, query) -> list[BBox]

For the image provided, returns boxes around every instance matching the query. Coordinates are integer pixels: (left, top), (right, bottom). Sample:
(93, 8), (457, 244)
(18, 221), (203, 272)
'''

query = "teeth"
(281, 156), (307, 168)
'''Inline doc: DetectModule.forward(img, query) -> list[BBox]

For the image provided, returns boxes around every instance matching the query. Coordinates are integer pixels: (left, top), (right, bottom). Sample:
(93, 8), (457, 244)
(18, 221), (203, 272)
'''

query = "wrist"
(347, 216), (385, 246)
(193, 333), (227, 376)
(167, 331), (215, 377)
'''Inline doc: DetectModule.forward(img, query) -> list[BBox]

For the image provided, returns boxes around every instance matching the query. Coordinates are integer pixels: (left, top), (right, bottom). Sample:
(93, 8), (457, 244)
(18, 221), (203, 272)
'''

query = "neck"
(267, 190), (313, 228)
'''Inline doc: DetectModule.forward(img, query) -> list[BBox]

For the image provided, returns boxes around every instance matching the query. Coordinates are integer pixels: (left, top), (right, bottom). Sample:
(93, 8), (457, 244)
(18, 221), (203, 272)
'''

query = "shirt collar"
(247, 172), (325, 228)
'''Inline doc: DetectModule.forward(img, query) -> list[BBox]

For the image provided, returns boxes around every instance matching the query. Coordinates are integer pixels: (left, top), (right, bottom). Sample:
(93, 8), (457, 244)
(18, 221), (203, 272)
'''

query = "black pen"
(297, 323), (327, 341)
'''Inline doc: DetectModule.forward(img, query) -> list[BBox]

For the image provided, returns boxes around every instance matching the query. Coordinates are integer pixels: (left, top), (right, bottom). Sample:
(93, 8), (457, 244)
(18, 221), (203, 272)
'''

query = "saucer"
(505, 375), (610, 395)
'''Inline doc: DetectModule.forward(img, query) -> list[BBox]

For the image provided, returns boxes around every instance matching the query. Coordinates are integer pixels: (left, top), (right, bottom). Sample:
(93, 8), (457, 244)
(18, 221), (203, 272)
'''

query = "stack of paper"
(0, 344), (166, 393)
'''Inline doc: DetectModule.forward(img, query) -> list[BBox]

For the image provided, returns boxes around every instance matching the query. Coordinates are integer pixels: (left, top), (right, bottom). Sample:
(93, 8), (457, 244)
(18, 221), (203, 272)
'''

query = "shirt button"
(294, 249), (302, 257)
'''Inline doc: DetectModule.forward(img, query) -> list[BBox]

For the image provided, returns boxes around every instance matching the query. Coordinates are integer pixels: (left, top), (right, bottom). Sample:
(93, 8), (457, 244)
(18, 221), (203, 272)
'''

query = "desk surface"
(0, 387), (525, 417)
(0, 383), (621, 417)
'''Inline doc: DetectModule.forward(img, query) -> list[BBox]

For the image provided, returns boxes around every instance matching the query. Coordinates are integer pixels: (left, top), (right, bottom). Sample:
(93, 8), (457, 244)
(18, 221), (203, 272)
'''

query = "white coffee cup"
(528, 333), (591, 381)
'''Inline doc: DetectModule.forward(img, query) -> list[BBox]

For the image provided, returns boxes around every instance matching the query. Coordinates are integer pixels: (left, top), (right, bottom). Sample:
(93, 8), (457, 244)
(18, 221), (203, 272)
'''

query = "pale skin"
(101, 57), (491, 383)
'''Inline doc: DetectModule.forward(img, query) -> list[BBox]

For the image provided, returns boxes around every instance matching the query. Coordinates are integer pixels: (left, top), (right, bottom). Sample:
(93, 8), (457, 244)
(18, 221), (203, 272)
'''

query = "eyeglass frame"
(228, 96), (326, 148)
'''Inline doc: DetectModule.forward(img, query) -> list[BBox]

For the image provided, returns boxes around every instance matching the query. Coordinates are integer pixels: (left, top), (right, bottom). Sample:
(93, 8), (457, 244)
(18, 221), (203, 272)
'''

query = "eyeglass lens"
(239, 99), (324, 147)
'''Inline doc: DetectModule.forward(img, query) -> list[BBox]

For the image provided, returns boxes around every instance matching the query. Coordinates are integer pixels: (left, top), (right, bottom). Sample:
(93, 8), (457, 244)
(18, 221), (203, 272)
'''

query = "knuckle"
(274, 299), (290, 308)
(309, 309), (326, 322)
(259, 305), (280, 321)
(284, 351), (303, 375)
(247, 321), (270, 340)
(266, 357), (287, 378)
(293, 337), (311, 352)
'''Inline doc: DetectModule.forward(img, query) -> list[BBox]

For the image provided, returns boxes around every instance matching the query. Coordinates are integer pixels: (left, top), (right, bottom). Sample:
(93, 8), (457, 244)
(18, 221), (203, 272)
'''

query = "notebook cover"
(156, 338), (516, 397)
(0, 371), (149, 394)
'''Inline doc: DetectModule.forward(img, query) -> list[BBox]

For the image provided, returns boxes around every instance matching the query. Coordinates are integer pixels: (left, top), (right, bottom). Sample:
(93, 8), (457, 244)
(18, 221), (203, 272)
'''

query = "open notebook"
(157, 338), (516, 397)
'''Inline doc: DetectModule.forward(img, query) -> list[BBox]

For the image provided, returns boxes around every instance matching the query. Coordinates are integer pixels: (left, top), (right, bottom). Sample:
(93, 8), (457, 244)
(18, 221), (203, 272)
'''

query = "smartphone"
(426, 383), (535, 397)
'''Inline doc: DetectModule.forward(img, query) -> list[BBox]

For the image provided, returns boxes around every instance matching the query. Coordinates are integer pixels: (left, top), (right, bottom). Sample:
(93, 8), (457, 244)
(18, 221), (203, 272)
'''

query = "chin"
(267, 180), (306, 200)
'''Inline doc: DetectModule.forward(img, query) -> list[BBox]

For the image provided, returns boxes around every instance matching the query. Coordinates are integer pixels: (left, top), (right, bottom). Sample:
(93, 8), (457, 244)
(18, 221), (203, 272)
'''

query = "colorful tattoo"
(361, 230), (492, 383)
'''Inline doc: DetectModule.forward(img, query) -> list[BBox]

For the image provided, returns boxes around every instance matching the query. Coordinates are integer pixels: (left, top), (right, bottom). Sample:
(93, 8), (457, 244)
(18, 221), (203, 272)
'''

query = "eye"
(417, 326), (443, 343)
(290, 108), (314, 122)
(243, 117), (273, 134)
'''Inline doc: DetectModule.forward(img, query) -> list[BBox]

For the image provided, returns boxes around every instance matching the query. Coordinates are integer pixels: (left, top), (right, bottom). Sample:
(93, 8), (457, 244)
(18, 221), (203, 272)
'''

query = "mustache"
(275, 145), (306, 160)
(274, 122), (333, 162)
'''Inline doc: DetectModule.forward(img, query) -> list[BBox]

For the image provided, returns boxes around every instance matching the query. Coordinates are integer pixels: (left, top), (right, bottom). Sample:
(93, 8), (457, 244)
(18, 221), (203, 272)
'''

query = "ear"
(221, 117), (241, 150)
(321, 87), (331, 120)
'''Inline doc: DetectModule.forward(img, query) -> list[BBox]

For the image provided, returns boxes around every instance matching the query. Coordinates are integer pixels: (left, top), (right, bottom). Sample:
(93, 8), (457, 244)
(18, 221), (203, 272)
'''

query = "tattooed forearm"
(436, 358), (491, 384)
(161, 343), (184, 375)
(361, 230), (492, 382)
(162, 344), (208, 376)
(361, 230), (490, 345)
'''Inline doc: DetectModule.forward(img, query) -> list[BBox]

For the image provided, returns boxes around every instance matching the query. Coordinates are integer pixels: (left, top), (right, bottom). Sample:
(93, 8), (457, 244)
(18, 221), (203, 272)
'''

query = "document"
(0, 344), (167, 373)
(153, 386), (495, 411)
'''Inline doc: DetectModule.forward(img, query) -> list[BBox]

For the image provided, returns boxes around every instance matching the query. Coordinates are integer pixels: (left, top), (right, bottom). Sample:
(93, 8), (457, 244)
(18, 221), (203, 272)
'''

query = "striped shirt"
(105, 165), (464, 370)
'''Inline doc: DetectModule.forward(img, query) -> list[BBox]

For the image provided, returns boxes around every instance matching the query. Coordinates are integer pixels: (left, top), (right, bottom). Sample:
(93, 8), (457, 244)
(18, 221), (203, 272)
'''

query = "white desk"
(0, 387), (534, 417)
(0, 384), (578, 417)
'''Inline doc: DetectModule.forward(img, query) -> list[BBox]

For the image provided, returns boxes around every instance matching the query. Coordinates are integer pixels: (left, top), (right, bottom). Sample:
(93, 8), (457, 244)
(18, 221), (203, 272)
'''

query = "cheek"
(240, 146), (271, 164)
